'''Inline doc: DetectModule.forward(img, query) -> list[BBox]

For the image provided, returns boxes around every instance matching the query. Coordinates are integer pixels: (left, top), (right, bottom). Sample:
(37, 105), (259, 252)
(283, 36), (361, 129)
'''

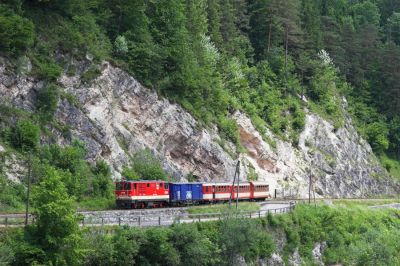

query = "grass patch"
(188, 202), (259, 215)
(331, 198), (400, 207)
(75, 197), (116, 211)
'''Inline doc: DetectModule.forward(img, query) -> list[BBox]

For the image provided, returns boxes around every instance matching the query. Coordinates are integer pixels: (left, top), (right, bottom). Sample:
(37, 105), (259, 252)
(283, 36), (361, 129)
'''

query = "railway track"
(1, 197), (398, 217)
(1, 198), (398, 228)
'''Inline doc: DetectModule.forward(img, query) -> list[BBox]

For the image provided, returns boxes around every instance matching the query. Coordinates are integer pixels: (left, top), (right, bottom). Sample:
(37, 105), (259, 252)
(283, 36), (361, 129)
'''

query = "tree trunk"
(267, 17), (272, 52)
(285, 26), (289, 69)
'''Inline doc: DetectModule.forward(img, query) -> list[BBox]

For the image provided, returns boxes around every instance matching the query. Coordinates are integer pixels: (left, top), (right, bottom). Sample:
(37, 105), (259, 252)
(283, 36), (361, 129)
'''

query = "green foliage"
(1, 0), (399, 170)
(92, 160), (114, 198)
(12, 120), (40, 152)
(123, 148), (167, 180)
(0, 241), (14, 265)
(266, 204), (400, 265)
(218, 116), (240, 146)
(169, 224), (219, 266)
(114, 35), (128, 56)
(30, 48), (63, 81)
(247, 165), (258, 181)
(84, 233), (116, 266)
(0, 5), (34, 55)
(37, 141), (114, 200)
(219, 217), (275, 264)
(188, 202), (259, 215)
(0, 174), (26, 212)
(380, 154), (400, 179)
(365, 121), (390, 154)
(35, 83), (59, 122)
(81, 64), (102, 84)
(28, 166), (83, 265)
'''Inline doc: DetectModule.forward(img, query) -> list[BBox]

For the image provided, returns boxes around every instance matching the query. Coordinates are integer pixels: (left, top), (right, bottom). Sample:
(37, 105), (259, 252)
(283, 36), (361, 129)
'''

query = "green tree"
(92, 160), (113, 198)
(170, 224), (219, 266)
(12, 120), (40, 152)
(29, 166), (83, 265)
(386, 12), (400, 44)
(124, 148), (167, 180)
(0, 6), (34, 55)
(352, 1), (380, 29)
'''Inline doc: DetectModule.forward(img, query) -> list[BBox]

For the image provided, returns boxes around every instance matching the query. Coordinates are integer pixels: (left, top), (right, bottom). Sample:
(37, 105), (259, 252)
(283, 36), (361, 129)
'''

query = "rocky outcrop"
(234, 110), (398, 197)
(0, 58), (398, 197)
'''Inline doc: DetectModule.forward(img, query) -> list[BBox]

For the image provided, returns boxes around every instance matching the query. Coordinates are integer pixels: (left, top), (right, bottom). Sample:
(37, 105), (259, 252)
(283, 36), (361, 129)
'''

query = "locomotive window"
(124, 183), (131, 190)
(147, 183), (150, 188)
(134, 184), (137, 190)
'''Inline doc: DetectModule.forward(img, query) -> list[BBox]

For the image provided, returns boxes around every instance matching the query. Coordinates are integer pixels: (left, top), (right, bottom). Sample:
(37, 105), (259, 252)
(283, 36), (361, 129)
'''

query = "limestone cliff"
(0, 58), (398, 197)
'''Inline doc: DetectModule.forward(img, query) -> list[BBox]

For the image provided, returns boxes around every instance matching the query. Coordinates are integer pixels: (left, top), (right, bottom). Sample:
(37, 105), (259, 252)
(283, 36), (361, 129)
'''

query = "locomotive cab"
(115, 180), (169, 208)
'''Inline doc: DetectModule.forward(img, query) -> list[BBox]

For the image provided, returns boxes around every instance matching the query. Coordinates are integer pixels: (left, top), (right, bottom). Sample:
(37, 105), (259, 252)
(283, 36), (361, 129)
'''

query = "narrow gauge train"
(115, 180), (271, 209)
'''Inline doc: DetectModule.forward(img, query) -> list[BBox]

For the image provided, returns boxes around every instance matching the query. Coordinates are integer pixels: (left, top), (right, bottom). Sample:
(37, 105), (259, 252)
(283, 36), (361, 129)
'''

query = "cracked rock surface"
(1, 59), (398, 197)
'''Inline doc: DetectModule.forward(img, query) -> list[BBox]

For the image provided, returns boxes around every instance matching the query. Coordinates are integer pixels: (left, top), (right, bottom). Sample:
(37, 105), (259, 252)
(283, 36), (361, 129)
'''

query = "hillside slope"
(1, 58), (398, 197)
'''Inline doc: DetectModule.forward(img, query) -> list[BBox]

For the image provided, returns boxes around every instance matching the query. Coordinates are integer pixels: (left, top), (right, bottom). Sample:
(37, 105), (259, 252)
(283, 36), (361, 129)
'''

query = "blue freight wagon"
(169, 183), (203, 205)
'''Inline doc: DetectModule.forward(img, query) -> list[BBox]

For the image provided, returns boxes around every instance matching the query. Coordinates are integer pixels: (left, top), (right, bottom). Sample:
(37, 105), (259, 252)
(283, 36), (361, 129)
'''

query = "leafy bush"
(92, 160), (113, 198)
(0, 6), (34, 55)
(30, 49), (63, 81)
(218, 116), (240, 146)
(81, 64), (102, 84)
(0, 174), (26, 212)
(35, 83), (59, 121)
(123, 148), (167, 180)
(365, 121), (389, 153)
(12, 120), (40, 152)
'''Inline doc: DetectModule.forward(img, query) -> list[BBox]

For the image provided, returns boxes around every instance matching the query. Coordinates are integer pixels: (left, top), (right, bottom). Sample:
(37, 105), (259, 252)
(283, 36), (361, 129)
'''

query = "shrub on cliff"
(12, 120), (40, 152)
(0, 5), (34, 55)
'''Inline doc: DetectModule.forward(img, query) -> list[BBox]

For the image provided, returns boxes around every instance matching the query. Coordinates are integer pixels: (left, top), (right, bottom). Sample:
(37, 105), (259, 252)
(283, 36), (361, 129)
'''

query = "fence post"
(258, 210), (261, 218)
(198, 215), (201, 222)
(249, 212), (252, 218)
(158, 216), (161, 226)
(82, 218), (85, 227)
(101, 218), (104, 226)
(5, 217), (8, 227)
(138, 216), (141, 227)
(118, 217), (121, 226)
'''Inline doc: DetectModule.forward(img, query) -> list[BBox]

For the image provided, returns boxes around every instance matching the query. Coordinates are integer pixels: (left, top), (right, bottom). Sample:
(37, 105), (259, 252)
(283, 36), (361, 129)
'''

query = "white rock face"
(56, 62), (236, 181)
(0, 59), (398, 197)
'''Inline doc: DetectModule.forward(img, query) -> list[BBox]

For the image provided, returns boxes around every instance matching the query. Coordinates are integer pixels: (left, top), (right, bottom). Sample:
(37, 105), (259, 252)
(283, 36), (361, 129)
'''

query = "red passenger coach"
(115, 181), (169, 208)
(202, 182), (252, 202)
(250, 181), (271, 200)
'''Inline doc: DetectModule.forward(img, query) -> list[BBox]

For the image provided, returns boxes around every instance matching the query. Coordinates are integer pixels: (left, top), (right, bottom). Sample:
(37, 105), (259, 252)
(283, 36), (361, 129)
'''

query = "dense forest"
(1, 0), (400, 171)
